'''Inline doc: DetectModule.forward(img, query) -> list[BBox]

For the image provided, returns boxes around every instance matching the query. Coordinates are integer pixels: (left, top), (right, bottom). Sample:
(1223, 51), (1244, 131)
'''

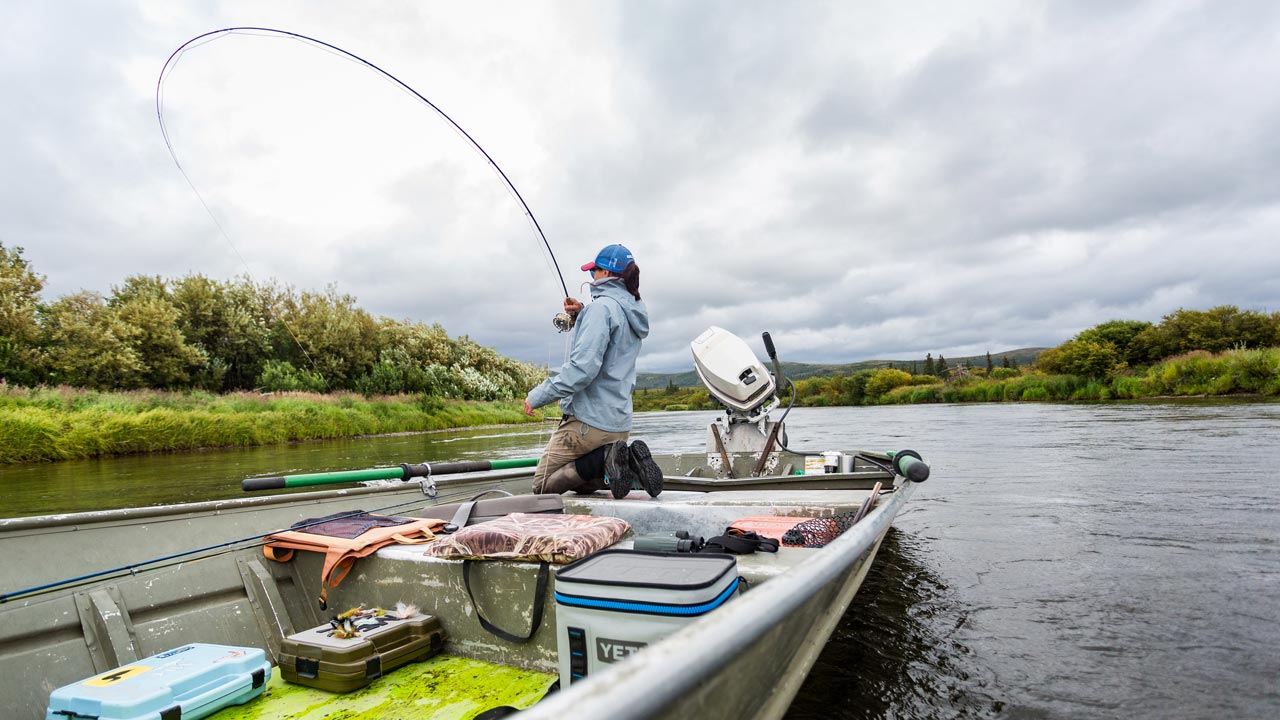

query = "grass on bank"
(0, 385), (553, 464)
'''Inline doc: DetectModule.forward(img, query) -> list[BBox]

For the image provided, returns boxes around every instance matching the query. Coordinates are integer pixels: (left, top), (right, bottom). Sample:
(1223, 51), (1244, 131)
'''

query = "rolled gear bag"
(424, 513), (631, 643)
(279, 613), (446, 693)
(264, 512), (447, 609)
(46, 643), (270, 720)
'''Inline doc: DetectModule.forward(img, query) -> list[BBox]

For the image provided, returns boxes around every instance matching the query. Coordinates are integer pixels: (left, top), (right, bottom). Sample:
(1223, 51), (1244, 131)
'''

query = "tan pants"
(533, 416), (629, 495)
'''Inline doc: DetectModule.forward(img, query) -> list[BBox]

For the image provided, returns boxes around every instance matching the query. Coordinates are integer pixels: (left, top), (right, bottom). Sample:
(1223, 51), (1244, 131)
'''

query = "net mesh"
(781, 510), (859, 548)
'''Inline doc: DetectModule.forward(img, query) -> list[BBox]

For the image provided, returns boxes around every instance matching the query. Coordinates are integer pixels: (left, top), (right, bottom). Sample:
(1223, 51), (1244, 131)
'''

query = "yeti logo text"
(595, 637), (647, 663)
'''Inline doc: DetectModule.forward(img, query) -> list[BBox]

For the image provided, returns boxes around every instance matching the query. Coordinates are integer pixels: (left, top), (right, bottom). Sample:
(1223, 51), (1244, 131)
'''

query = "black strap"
(702, 530), (779, 555)
(463, 560), (550, 644)
(447, 501), (477, 532)
(444, 488), (514, 533)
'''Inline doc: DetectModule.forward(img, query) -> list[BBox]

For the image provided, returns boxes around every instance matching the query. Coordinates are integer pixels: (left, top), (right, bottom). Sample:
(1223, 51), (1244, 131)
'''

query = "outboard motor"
(690, 327), (786, 478)
(691, 327), (778, 422)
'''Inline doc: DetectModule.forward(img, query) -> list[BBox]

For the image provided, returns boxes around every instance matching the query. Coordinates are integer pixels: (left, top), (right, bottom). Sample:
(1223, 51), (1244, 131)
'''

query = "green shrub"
(257, 360), (327, 393)
(865, 368), (913, 400)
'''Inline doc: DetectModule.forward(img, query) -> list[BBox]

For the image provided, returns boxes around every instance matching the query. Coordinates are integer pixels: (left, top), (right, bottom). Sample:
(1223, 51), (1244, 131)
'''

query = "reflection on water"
(786, 529), (1002, 720)
(0, 423), (563, 518)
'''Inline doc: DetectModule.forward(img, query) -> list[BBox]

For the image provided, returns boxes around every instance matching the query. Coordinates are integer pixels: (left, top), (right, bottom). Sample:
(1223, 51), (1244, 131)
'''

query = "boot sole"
(605, 441), (633, 499)
(629, 440), (664, 497)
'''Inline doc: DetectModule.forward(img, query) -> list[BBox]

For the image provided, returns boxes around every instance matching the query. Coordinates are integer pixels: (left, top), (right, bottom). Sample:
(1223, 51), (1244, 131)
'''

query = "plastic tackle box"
(45, 643), (270, 720)
(278, 614), (446, 693)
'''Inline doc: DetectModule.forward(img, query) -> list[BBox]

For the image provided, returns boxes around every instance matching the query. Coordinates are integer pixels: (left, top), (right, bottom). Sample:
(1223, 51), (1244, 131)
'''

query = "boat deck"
(214, 657), (556, 720)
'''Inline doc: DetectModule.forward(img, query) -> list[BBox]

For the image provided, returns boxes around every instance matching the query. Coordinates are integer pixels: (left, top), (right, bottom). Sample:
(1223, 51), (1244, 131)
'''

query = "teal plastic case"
(45, 643), (270, 720)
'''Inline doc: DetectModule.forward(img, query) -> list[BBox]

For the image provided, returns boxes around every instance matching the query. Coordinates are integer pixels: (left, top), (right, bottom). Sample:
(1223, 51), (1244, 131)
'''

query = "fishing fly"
(155, 26), (575, 333)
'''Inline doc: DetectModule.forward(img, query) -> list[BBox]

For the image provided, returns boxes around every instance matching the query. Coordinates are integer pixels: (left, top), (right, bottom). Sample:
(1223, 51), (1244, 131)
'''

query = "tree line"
(0, 242), (544, 399)
(792, 305), (1280, 405)
(1033, 306), (1280, 379)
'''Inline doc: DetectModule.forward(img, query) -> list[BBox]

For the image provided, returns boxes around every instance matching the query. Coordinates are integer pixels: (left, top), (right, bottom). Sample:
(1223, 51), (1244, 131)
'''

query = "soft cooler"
(554, 550), (740, 686)
(45, 643), (269, 720)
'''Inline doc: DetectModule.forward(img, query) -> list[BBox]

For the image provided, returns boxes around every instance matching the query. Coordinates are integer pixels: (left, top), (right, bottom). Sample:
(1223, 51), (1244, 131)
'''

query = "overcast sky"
(4, 1), (1279, 372)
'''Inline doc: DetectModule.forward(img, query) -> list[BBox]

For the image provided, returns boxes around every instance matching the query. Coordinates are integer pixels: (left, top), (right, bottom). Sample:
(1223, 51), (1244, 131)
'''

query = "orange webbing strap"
(263, 517), (446, 608)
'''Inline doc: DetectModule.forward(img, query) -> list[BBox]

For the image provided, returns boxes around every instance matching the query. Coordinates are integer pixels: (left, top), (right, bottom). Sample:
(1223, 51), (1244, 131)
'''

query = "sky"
(3, 1), (1279, 373)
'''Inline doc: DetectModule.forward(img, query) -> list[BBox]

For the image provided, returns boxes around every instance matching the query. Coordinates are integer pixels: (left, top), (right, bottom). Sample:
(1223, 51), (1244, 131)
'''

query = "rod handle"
(890, 450), (930, 482)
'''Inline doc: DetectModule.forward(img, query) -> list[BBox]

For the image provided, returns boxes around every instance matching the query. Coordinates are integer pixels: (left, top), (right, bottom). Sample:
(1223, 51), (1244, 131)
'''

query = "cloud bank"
(3, 1), (1278, 371)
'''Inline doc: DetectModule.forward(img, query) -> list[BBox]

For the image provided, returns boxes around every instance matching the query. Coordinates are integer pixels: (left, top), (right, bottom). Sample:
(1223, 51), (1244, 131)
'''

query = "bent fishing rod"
(157, 26), (576, 332)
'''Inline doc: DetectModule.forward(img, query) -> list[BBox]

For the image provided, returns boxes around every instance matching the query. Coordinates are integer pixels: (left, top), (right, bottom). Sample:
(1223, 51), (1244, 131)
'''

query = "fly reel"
(553, 312), (576, 333)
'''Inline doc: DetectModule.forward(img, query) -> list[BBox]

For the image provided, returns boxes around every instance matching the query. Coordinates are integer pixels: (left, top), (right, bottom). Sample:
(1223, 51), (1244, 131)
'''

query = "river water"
(3, 401), (1278, 719)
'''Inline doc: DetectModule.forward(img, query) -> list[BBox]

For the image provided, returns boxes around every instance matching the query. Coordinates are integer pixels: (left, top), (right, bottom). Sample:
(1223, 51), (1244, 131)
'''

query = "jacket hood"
(591, 278), (649, 339)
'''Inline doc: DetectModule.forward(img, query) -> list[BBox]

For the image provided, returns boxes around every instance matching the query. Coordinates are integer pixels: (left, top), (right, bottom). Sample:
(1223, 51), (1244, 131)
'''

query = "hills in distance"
(634, 347), (1047, 391)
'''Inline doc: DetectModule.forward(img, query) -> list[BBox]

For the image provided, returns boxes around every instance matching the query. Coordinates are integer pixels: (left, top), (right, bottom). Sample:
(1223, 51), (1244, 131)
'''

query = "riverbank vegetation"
(0, 385), (550, 464)
(1, 242), (559, 463)
(0, 242), (544, 398)
(635, 306), (1280, 410)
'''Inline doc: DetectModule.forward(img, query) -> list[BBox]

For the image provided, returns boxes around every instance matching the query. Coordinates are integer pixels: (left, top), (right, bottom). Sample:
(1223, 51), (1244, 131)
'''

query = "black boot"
(604, 441), (636, 499)
(628, 440), (664, 497)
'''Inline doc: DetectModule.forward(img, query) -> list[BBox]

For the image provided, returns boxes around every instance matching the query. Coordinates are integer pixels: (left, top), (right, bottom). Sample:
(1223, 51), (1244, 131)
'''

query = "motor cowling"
(691, 326), (777, 418)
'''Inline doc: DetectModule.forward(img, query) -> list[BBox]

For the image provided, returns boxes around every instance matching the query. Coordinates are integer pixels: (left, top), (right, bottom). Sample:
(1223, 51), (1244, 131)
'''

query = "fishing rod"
(0, 482), (504, 605)
(242, 457), (539, 491)
(156, 27), (574, 332)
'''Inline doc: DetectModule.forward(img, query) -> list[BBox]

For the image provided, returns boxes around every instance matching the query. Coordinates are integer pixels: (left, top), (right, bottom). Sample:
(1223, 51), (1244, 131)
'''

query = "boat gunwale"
(0, 468), (535, 531)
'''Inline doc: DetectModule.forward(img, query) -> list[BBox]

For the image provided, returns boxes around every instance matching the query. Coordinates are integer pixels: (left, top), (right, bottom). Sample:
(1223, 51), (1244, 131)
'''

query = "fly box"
(45, 643), (270, 720)
(279, 613), (445, 693)
(554, 550), (741, 686)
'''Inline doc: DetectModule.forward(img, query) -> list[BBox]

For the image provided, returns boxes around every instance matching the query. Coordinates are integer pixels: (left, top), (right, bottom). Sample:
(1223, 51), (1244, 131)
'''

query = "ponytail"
(620, 262), (641, 301)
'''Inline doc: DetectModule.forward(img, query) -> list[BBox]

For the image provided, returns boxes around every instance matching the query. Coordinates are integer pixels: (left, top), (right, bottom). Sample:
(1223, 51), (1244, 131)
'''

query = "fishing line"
(0, 480), (504, 604)
(156, 26), (572, 353)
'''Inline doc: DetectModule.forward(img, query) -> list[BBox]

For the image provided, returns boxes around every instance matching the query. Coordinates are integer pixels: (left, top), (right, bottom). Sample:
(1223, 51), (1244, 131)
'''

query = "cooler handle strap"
(463, 559), (549, 644)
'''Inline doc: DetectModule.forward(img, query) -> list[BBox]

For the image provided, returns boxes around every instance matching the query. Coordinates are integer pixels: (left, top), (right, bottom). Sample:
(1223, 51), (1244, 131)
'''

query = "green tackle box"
(279, 614), (446, 693)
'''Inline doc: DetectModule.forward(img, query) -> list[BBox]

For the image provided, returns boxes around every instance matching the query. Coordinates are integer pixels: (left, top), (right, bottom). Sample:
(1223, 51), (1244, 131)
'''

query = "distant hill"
(635, 348), (1047, 390)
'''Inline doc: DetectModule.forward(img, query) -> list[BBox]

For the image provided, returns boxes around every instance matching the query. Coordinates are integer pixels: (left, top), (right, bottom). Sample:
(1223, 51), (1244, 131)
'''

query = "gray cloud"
(3, 1), (1279, 374)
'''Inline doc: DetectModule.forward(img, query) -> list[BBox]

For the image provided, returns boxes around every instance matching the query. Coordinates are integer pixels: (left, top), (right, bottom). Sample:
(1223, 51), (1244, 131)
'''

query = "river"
(2, 401), (1278, 719)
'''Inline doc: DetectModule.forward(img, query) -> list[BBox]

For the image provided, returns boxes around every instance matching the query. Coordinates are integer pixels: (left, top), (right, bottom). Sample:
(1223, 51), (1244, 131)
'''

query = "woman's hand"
(564, 297), (584, 317)
(523, 399), (535, 416)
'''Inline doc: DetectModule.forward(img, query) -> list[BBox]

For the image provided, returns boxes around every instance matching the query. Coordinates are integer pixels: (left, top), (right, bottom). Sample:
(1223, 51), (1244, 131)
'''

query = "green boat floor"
(212, 655), (558, 720)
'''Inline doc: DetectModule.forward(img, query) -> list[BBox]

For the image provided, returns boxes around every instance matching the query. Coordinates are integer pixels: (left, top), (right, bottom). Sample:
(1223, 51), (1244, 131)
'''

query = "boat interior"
(1, 455), (897, 719)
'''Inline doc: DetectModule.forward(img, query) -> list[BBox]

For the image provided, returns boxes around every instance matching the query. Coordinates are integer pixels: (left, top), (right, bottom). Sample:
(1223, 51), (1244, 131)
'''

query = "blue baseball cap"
(581, 244), (634, 274)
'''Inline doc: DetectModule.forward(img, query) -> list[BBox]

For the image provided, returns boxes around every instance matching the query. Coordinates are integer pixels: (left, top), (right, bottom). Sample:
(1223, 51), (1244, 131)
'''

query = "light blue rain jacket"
(526, 278), (649, 433)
